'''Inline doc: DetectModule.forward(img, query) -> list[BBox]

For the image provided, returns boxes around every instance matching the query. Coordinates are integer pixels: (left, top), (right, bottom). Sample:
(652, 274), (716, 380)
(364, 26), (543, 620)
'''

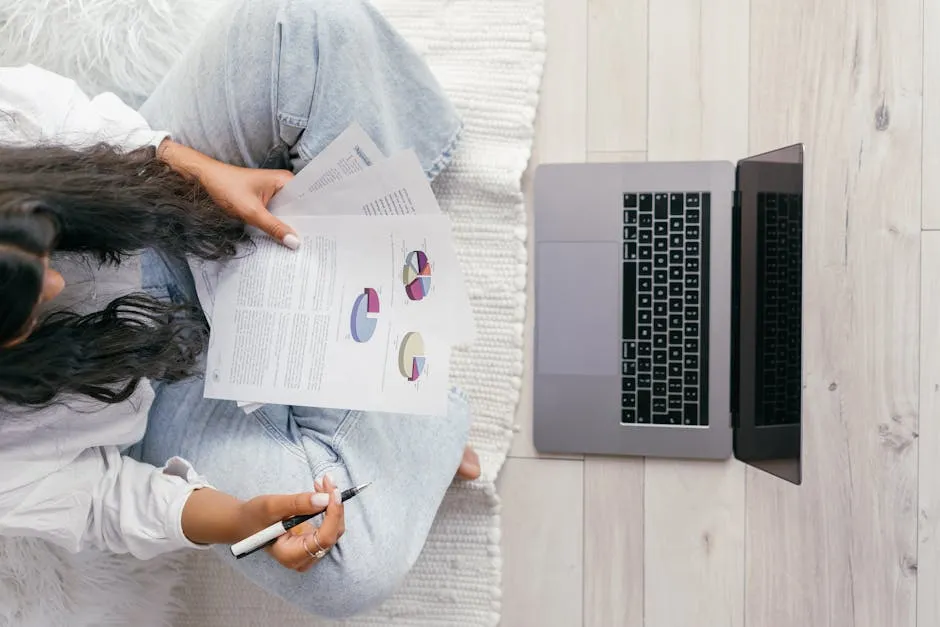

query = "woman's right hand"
(239, 474), (347, 572)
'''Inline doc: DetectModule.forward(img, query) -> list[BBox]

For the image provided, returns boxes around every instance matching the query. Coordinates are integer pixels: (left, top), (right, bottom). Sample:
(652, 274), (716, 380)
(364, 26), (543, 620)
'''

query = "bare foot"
(456, 445), (481, 480)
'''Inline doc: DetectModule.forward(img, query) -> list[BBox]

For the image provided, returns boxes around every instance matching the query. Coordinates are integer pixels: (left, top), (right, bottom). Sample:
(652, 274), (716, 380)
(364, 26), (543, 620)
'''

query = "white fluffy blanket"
(0, 0), (544, 625)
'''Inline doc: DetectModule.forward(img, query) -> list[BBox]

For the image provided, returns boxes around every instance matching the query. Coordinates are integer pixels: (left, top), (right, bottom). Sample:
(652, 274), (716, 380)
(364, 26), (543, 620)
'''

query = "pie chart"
(403, 250), (432, 301)
(398, 332), (427, 382)
(350, 288), (380, 342)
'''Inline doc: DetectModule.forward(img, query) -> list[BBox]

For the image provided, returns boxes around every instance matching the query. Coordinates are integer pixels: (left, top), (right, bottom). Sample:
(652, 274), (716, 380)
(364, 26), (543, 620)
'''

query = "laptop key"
(683, 403), (698, 425)
(638, 373), (652, 388)
(653, 366), (667, 380)
(655, 194), (668, 219)
(622, 376), (637, 391)
(623, 262), (636, 338)
(624, 193), (638, 208)
(686, 193), (700, 208)
(652, 398), (668, 418)
(670, 193), (684, 212)
(621, 409), (637, 424)
(637, 390), (651, 422)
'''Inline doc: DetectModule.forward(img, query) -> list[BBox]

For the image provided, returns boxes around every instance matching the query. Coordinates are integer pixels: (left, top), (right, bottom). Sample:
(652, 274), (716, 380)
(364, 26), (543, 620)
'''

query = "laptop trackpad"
(536, 242), (620, 377)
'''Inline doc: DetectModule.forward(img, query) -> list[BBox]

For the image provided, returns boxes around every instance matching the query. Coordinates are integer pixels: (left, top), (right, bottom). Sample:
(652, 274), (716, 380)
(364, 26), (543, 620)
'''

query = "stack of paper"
(193, 124), (475, 416)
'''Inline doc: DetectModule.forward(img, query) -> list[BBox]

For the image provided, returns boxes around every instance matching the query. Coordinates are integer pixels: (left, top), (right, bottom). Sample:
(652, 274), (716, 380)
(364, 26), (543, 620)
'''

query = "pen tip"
(357, 481), (373, 492)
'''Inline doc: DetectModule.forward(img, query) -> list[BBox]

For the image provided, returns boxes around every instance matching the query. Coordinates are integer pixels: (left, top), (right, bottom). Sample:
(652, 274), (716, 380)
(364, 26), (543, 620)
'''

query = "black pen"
(231, 482), (372, 559)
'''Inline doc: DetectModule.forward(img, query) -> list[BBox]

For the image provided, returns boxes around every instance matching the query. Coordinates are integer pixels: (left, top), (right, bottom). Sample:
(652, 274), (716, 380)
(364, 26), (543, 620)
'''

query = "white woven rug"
(0, 0), (543, 625)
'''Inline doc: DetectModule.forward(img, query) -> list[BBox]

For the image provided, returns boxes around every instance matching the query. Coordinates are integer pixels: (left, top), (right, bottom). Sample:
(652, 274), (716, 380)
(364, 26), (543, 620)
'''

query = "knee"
(310, 538), (418, 619)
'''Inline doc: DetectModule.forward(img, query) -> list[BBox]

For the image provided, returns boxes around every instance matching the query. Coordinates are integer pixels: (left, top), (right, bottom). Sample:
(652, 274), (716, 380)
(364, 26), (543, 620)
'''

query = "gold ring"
(302, 536), (318, 559)
(313, 531), (327, 553)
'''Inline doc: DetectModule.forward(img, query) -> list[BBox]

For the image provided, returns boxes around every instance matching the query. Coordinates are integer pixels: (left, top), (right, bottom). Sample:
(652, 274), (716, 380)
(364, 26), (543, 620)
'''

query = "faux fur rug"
(0, 0), (544, 625)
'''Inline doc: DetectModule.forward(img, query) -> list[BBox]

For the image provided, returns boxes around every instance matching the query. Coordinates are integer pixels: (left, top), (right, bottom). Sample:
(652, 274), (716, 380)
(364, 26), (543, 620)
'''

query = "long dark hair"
(0, 142), (248, 407)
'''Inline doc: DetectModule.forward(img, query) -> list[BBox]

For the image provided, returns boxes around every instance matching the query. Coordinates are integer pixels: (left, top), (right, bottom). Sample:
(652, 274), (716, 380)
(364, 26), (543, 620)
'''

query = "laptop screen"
(732, 144), (804, 485)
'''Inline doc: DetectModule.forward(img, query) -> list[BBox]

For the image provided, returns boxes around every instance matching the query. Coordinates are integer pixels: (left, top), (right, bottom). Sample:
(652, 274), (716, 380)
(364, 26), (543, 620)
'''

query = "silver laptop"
(533, 145), (804, 484)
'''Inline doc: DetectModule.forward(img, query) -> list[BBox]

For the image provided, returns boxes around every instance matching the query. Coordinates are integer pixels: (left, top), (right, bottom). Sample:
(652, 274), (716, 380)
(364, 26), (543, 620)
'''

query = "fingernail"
(333, 489), (341, 505)
(324, 472), (334, 487)
(283, 233), (300, 250)
(312, 493), (331, 507)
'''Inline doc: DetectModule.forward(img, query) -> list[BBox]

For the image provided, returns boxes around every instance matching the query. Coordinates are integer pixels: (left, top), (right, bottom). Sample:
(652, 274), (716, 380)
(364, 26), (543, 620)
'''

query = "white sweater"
(0, 65), (211, 560)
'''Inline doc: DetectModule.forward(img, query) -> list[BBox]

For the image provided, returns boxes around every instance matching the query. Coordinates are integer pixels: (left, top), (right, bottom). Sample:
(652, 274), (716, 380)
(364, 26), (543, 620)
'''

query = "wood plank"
(512, 0), (587, 459)
(582, 148), (645, 627)
(587, 151), (647, 163)
(587, 0), (647, 152)
(920, 233), (940, 627)
(644, 0), (748, 625)
(583, 457), (644, 627)
(500, 457), (584, 626)
(745, 1), (921, 626)
(924, 0), (940, 228)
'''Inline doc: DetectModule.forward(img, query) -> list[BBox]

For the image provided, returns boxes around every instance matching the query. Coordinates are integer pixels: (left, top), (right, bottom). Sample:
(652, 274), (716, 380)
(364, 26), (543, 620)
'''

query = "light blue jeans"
(128, 0), (470, 619)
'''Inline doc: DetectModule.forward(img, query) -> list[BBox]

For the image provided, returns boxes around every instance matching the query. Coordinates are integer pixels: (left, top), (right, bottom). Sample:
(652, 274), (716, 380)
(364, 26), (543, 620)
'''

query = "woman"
(0, 0), (479, 619)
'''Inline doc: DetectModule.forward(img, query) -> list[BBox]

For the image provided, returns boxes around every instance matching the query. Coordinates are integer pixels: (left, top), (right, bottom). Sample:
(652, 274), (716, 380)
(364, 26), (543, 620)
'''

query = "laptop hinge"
(730, 191), (741, 424)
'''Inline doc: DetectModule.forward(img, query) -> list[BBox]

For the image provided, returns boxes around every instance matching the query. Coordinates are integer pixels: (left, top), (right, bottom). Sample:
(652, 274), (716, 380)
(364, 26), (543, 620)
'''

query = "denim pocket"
(272, 17), (320, 148)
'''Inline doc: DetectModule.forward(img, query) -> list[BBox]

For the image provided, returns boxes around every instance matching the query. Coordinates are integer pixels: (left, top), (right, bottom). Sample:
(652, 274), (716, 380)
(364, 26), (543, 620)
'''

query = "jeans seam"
(253, 407), (307, 461)
(330, 409), (361, 451)
(425, 122), (463, 181)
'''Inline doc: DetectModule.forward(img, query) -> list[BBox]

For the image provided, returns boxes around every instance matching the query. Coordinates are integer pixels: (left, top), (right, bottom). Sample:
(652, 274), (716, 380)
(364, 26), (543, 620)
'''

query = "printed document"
(205, 214), (465, 416)
(190, 123), (384, 319)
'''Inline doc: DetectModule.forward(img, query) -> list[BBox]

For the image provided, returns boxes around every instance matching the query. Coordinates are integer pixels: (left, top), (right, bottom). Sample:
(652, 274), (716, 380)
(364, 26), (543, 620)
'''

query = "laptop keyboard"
(621, 192), (709, 427)
(755, 192), (802, 426)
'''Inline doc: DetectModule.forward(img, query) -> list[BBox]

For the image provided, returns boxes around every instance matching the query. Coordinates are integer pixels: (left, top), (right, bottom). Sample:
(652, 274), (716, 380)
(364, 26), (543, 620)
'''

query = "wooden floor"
(498, 0), (936, 624)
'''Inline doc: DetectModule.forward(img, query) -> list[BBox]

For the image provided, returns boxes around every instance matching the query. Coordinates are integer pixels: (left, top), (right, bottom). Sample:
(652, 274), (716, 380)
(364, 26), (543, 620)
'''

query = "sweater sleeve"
(0, 446), (212, 560)
(0, 64), (169, 151)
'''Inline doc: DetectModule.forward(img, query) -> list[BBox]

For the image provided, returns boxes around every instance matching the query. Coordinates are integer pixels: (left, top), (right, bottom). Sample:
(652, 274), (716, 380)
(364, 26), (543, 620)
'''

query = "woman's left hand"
(158, 140), (300, 249)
